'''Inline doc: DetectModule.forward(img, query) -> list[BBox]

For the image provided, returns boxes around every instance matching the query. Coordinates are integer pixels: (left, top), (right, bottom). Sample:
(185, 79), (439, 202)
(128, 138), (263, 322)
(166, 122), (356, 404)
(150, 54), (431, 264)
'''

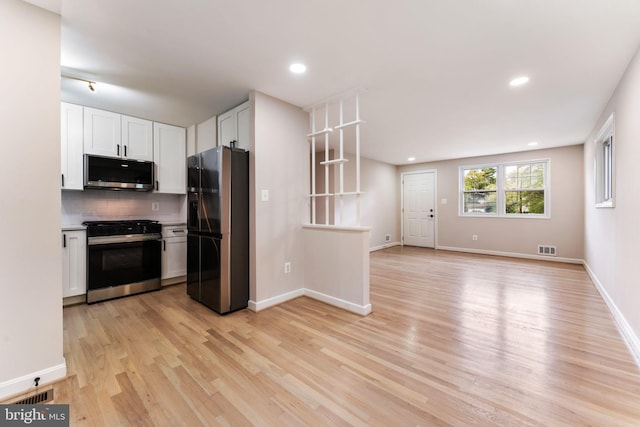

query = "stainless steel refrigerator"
(187, 146), (249, 314)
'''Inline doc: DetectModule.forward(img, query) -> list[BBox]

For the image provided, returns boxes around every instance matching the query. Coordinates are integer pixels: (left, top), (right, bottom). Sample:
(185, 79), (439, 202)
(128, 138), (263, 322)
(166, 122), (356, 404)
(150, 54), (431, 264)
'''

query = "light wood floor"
(54, 247), (640, 426)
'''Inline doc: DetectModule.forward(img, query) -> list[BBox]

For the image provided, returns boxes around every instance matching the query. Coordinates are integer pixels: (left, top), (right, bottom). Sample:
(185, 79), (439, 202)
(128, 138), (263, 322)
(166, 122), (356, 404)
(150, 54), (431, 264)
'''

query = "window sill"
(459, 213), (550, 219)
(595, 201), (615, 208)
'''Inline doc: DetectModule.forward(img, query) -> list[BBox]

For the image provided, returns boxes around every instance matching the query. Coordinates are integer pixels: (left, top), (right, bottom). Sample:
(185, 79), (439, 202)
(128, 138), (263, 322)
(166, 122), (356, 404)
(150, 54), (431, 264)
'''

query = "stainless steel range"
(83, 220), (162, 303)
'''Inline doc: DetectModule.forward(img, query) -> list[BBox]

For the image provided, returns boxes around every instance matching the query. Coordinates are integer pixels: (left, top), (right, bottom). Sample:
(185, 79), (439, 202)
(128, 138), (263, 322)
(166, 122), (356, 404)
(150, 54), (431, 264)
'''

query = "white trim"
(436, 245), (583, 264)
(304, 289), (372, 316)
(248, 288), (304, 312)
(0, 362), (67, 402)
(369, 241), (401, 252)
(302, 224), (371, 232)
(248, 288), (371, 316)
(583, 262), (640, 369)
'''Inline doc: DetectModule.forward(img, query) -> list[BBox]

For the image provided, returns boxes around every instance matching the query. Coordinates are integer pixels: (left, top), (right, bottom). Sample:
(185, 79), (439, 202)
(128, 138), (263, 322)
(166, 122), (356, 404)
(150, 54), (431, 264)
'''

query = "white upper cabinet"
(154, 122), (186, 194)
(84, 107), (153, 161)
(121, 115), (154, 161)
(236, 102), (250, 151)
(84, 107), (122, 157)
(217, 100), (250, 150)
(61, 102), (84, 190)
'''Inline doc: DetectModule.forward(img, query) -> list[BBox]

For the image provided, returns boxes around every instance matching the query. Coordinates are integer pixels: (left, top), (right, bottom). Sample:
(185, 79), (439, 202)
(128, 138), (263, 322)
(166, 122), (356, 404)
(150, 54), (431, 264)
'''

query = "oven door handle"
(88, 233), (162, 245)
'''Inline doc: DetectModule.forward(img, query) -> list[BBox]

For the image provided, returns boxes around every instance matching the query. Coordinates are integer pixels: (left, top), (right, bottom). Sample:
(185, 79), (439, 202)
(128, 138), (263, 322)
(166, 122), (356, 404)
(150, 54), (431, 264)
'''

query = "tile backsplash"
(62, 190), (186, 225)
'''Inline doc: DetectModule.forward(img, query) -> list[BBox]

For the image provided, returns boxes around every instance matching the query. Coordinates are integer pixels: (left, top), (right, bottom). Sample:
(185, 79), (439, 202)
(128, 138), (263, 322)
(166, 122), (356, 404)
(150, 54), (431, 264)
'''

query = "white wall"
(584, 45), (640, 362)
(249, 91), (309, 307)
(398, 145), (585, 261)
(341, 155), (399, 249)
(303, 227), (371, 315)
(196, 116), (216, 153)
(0, 0), (65, 399)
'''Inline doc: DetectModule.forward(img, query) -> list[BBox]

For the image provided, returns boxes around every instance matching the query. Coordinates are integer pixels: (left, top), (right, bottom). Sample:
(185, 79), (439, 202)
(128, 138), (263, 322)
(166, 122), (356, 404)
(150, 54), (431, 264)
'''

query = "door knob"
(429, 214), (434, 218)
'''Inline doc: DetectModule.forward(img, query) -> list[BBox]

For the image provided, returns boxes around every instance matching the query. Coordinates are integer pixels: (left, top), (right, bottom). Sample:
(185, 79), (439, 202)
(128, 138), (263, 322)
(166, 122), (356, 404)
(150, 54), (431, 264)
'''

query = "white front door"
(403, 171), (436, 248)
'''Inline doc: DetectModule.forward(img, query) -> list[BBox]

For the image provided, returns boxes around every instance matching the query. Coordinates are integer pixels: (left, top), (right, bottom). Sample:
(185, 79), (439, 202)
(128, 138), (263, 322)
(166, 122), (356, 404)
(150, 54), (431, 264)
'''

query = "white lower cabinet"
(162, 225), (187, 280)
(62, 230), (86, 298)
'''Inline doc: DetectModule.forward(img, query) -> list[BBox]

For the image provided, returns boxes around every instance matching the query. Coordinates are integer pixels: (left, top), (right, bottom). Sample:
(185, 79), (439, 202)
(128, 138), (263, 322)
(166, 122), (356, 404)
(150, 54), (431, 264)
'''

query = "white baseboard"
(370, 241), (401, 252)
(249, 288), (371, 316)
(583, 262), (640, 369)
(303, 289), (372, 316)
(248, 288), (304, 312)
(0, 362), (67, 402)
(436, 245), (583, 264)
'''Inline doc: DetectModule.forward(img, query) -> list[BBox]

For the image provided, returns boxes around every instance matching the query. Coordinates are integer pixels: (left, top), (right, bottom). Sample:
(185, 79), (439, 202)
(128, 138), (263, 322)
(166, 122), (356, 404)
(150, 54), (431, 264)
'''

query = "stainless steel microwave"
(84, 154), (154, 191)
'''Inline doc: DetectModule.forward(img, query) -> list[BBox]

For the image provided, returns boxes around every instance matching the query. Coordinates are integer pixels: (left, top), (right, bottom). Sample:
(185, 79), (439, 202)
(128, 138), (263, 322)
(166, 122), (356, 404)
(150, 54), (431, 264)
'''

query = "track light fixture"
(62, 75), (97, 92)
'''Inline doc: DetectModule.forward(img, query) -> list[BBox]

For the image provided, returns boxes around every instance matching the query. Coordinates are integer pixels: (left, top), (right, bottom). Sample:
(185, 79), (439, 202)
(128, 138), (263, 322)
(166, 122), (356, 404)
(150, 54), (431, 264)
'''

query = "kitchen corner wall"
(62, 191), (186, 225)
(250, 91), (309, 306)
(0, 0), (65, 400)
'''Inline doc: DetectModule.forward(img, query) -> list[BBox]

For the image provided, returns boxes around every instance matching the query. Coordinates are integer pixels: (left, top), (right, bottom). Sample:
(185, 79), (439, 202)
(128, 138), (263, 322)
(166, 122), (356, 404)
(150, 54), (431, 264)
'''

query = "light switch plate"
(261, 189), (269, 202)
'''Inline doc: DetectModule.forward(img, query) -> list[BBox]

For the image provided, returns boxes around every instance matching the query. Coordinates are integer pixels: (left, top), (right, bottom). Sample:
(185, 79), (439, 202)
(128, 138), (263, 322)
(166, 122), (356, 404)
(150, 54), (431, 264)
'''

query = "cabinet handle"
(63, 234), (66, 248)
(163, 240), (166, 251)
(124, 145), (127, 157)
(117, 144), (120, 156)
(155, 180), (159, 191)
(61, 174), (65, 188)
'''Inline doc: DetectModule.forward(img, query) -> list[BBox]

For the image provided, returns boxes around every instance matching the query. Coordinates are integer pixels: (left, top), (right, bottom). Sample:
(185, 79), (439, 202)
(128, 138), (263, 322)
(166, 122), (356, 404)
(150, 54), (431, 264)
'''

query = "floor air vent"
(538, 245), (557, 256)
(12, 389), (54, 405)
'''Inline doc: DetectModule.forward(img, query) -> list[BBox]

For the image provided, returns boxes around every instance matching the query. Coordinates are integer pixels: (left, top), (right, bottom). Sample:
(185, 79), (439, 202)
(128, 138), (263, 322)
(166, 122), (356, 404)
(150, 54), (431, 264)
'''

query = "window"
(595, 114), (614, 207)
(462, 167), (497, 214)
(460, 160), (549, 217)
(504, 162), (545, 215)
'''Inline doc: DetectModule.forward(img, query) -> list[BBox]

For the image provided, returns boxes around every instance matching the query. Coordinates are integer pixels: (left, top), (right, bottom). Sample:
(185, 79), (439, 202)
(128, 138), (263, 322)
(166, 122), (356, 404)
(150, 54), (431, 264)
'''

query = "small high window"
(595, 114), (614, 208)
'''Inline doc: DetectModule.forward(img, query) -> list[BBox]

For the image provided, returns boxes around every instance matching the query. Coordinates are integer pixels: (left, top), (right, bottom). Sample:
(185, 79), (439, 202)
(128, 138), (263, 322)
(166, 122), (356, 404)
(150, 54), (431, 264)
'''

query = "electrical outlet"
(385, 234), (391, 242)
(472, 235), (478, 241)
(152, 202), (160, 211)
(284, 262), (291, 274)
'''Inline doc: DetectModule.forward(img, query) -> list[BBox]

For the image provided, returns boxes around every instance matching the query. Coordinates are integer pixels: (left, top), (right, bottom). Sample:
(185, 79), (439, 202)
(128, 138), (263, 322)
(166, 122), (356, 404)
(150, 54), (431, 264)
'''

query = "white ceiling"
(32, 0), (640, 165)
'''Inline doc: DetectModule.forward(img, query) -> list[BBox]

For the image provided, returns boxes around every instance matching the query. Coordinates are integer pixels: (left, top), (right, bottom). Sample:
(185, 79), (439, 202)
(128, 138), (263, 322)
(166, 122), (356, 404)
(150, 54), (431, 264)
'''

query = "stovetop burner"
(83, 219), (161, 237)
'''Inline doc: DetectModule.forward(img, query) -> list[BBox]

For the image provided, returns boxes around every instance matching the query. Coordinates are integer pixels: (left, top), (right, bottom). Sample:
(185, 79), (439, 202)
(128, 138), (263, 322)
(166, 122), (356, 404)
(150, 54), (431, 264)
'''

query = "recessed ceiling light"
(408, 157), (416, 162)
(289, 63), (307, 74)
(528, 141), (539, 146)
(509, 76), (530, 87)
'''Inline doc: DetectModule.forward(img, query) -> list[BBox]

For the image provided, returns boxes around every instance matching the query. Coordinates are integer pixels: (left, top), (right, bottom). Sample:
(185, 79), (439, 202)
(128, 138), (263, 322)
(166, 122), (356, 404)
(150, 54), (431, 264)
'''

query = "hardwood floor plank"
(47, 247), (640, 426)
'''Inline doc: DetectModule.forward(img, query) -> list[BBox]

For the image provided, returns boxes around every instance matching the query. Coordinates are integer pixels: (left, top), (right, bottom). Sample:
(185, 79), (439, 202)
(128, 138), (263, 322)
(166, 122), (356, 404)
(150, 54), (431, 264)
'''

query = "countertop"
(62, 221), (186, 231)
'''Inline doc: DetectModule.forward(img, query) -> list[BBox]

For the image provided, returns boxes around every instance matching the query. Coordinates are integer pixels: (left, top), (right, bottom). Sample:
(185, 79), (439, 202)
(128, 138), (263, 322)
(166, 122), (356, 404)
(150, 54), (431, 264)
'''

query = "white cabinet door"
(84, 107), (122, 157)
(161, 226), (187, 279)
(122, 115), (153, 161)
(217, 110), (236, 148)
(236, 102), (250, 151)
(218, 101), (250, 150)
(62, 230), (86, 298)
(61, 102), (84, 190)
(153, 123), (186, 194)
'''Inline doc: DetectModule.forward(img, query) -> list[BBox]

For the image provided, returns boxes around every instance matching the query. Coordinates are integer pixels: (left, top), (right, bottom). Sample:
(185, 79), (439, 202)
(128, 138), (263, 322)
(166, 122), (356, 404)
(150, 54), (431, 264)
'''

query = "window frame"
(459, 159), (550, 218)
(594, 114), (615, 208)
